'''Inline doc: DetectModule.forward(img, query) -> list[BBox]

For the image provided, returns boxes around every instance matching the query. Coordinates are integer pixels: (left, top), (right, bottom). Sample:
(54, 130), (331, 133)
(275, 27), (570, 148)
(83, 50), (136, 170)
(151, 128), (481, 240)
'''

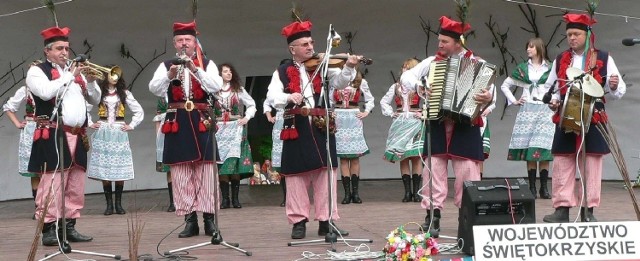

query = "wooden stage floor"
(1, 179), (638, 260)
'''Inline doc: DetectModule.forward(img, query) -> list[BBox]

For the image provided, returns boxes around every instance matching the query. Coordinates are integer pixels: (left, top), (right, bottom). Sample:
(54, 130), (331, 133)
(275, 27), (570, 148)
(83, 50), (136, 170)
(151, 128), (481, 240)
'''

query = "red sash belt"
(168, 102), (209, 111)
(285, 107), (328, 117)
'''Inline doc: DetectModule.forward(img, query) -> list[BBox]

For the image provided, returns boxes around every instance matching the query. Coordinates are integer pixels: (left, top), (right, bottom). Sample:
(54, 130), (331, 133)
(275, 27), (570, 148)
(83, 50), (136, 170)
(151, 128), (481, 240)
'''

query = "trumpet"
(66, 57), (122, 81)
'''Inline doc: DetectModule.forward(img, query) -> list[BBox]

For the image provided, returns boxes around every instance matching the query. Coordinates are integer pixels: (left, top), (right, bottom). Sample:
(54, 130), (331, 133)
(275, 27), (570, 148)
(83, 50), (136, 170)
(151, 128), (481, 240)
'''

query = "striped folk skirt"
(383, 114), (425, 163)
(87, 123), (135, 181)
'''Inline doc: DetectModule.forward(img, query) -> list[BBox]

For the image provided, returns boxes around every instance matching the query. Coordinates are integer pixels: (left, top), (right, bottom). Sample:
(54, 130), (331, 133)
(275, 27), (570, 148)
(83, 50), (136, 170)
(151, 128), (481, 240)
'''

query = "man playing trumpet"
(26, 26), (101, 246)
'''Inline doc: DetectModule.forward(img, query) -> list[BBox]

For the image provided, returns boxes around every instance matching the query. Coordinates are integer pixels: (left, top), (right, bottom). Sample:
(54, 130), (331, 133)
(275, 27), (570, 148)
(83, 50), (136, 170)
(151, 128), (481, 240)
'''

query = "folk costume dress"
(214, 84), (257, 178)
(380, 82), (425, 163)
(544, 48), (625, 209)
(3, 86), (38, 177)
(87, 89), (144, 181)
(263, 96), (284, 171)
(149, 53), (223, 216)
(330, 79), (374, 158)
(401, 47), (492, 210)
(266, 59), (356, 224)
(501, 60), (554, 162)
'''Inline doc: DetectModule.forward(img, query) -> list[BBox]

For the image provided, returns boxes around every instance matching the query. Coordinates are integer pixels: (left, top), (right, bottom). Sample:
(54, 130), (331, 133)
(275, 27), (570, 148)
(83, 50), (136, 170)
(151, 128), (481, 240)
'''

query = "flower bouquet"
(383, 222), (438, 261)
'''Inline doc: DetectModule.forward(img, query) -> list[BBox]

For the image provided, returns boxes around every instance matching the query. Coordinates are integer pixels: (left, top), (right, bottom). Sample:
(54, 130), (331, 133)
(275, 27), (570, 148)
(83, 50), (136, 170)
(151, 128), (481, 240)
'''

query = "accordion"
(425, 56), (497, 124)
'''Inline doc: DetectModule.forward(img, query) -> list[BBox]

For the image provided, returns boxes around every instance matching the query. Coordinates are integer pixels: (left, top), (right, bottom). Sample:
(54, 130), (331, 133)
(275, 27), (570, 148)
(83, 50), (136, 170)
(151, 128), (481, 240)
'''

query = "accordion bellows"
(426, 56), (497, 124)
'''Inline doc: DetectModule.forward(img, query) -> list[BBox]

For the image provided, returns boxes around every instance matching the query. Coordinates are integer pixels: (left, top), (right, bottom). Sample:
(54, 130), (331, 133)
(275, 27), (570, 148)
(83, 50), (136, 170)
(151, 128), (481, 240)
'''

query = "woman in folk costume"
(87, 66), (144, 215)
(153, 96), (176, 212)
(215, 63), (257, 209)
(3, 61), (43, 219)
(331, 70), (374, 204)
(264, 92), (286, 207)
(380, 58), (424, 202)
(500, 37), (554, 198)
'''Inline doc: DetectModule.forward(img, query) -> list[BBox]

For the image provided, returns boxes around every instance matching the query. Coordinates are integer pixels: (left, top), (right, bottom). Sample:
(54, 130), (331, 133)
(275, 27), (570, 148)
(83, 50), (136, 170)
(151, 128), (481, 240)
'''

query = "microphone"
(72, 54), (88, 63)
(330, 26), (341, 47)
(541, 80), (557, 104)
(622, 38), (640, 46)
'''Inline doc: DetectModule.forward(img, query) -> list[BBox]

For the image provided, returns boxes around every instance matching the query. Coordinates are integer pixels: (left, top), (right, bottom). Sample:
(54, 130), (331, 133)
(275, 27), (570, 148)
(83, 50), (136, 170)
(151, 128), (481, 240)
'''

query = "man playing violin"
(400, 16), (494, 233)
(266, 19), (361, 239)
(149, 21), (224, 239)
(543, 14), (626, 223)
(26, 26), (101, 246)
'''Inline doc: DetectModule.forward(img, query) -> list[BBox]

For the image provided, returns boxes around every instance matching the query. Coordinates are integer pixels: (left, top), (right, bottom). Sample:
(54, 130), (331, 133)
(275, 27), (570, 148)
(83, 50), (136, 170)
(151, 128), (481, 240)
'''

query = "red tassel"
(552, 112), (560, 124)
(161, 121), (172, 134)
(199, 121), (206, 132)
(171, 120), (179, 133)
(42, 128), (50, 140)
(280, 127), (290, 140)
(289, 125), (299, 140)
(472, 117), (484, 127)
(33, 129), (41, 141)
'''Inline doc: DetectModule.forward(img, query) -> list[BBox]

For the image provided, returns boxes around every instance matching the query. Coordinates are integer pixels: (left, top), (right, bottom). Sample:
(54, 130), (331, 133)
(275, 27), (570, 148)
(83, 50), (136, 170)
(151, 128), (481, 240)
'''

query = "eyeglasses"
(290, 40), (315, 48)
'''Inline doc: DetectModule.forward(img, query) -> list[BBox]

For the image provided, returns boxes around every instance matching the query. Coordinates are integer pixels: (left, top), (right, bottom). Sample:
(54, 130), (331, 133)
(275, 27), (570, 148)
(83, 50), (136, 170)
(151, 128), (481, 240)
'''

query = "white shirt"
(545, 50), (626, 101)
(379, 84), (398, 117)
(149, 59), (223, 97)
(2, 86), (31, 112)
(500, 59), (551, 105)
(95, 89), (145, 129)
(26, 62), (101, 127)
(266, 61), (356, 109)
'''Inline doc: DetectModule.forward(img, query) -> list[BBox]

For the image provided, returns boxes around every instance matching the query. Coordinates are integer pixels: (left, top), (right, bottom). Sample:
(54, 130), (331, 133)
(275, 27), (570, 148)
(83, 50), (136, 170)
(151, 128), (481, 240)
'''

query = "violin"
(303, 53), (373, 71)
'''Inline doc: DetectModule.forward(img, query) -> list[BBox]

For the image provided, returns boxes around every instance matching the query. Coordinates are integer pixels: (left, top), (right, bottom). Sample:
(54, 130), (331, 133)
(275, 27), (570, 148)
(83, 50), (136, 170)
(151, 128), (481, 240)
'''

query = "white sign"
(473, 221), (640, 261)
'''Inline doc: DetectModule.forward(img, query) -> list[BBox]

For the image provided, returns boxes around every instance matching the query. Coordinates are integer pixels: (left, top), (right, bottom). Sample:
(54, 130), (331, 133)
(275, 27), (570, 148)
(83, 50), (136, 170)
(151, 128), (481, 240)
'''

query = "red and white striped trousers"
(170, 162), (219, 216)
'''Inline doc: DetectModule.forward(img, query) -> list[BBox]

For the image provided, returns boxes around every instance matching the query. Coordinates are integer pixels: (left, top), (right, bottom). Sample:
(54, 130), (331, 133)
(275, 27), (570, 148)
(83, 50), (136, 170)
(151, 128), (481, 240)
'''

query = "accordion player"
(424, 56), (497, 125)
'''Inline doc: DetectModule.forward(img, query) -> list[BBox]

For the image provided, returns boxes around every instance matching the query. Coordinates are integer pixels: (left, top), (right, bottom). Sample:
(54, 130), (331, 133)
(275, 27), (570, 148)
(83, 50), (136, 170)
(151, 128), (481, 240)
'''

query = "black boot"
(280, 177), (286, 207)
(103, 185), (114, 216)
(291, 219), (308, 239)
(231, 180), (242, 208)
(65, 219), (93, 242)
(341, 176), (351, 204)
(167, 182), (176, 212)
(32, 189), (37, 220)
(422, 209), (441, 232)
(202, 213), (219, 236)
(220, 181), (230, 209)
(412, 174), (423, 202)
(543, 207), (570, 223)
(401, 174), (413, 202)
(114, 184), (126, 215)
(41, 221), (58, 246)
(178, 212), (199, 238)
(318, 220), (349, 236)
(527, 169), (538, 199)
(351, 174), (362, 204)
(539, 169), (551, 199)
(580, 207), (598, 222)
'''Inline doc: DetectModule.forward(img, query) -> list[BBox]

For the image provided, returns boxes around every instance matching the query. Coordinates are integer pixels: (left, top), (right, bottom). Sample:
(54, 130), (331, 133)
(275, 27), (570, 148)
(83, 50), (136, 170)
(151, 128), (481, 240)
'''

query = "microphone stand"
(287, 24), (372, 251)
(164, 77), (251, 257)
(42, 64), (120, 260)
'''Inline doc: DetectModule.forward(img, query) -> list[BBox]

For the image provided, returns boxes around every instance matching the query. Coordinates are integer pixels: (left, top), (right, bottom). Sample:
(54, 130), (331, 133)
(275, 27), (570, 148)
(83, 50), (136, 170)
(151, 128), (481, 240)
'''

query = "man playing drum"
(544, 13), (626, 223)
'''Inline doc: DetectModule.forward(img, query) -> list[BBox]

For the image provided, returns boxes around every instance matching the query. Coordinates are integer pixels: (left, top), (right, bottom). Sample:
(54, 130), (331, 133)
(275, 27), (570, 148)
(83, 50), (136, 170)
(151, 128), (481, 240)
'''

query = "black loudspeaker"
(457, 178), (536, 256)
